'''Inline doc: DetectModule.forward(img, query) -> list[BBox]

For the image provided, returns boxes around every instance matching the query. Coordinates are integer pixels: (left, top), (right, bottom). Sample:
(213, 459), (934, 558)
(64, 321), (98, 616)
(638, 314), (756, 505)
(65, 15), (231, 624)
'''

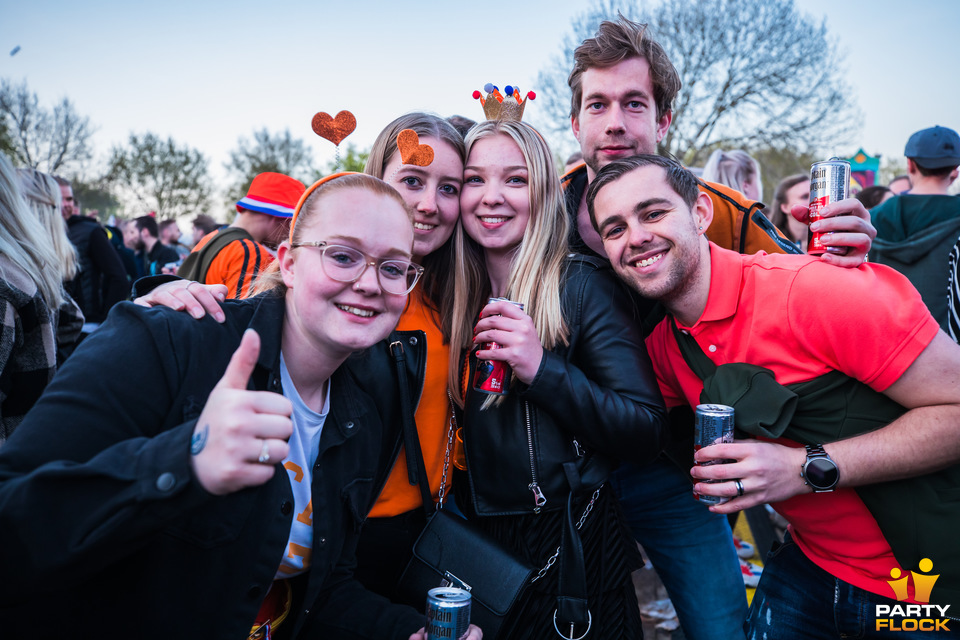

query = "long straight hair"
(364, 112), (465, 339)
(448, 120), (570, 408)
(0, 153), (65, 309)
(17, 168), (79, 281)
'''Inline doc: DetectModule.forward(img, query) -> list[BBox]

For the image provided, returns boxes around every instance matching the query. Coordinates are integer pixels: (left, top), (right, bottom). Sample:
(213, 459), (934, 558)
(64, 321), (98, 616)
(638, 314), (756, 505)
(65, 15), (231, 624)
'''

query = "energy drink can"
(473, 297), (524, 396)
(807, 157), (851, 255)
(694, 404), (735, 505)
(426, 587), (471, 640)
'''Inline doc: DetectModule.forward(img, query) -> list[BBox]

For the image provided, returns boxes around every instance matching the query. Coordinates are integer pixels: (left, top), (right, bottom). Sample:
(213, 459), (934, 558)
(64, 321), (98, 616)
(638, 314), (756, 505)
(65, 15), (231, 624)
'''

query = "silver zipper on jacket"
(524, 401), (547, 513)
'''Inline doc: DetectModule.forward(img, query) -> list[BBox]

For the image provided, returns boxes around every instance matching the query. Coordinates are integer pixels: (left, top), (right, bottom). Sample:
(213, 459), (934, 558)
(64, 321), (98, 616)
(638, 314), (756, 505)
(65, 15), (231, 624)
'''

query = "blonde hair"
(364, 112), (465, 181)
(701, 149), (762, 201)
(0, 153), (66, 309)
(251, 173), (412, 296)
(448, 121), (570, 408)
(364, 113), (465, 330)
(17, 168), (79, 281)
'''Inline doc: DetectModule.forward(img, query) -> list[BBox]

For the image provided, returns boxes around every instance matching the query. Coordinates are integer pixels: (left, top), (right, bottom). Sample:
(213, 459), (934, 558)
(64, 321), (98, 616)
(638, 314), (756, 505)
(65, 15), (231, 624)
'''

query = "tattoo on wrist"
(190, 425), (209, 455)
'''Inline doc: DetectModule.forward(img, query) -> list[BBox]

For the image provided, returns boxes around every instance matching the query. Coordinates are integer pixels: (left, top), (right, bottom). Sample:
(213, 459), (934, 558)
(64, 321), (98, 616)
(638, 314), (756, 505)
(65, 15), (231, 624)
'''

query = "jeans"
(611, 458), (747, 640)
(746, 533), (957, 638)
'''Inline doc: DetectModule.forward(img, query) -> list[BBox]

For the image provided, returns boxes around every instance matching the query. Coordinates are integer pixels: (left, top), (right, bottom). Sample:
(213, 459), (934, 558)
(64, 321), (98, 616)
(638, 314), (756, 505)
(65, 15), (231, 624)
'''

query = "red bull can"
(807, 157), (851, 255)
(426, 587), (471, 640)
(694, 404), (735, 505)
(473, 297), (524, 396)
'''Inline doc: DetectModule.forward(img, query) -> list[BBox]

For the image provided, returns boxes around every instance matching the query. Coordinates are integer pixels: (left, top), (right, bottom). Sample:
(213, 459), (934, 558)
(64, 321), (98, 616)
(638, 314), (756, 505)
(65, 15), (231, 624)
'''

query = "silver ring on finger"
(258, 439), (270, 464)
(734, 479), (744, 497)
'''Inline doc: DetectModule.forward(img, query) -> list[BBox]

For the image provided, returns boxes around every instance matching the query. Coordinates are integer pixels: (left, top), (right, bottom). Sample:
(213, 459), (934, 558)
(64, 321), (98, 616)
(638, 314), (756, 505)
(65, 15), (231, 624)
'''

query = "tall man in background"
(57, 177), (129, 329)
(177, 172), (305, 299)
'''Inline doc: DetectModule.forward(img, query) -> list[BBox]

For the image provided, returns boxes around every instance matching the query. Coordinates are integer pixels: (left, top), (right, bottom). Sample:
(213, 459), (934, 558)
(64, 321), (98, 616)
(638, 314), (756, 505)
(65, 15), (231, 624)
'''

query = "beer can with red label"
(473, 297), (524, 396)
(694, 404), (735, 505)
(807, 157), (851, 255)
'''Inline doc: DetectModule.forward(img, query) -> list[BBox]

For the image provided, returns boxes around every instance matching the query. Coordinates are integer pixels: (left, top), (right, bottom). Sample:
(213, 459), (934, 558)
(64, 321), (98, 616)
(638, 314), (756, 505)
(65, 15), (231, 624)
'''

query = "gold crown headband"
(472, 84), (536, 121)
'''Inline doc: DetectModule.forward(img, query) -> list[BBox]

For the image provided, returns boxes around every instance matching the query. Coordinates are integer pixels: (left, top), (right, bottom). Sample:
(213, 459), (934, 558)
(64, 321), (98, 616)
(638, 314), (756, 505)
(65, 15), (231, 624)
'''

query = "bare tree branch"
(223, 128), (316, 206)
(106, 132), (212, 220)
(0, 79), (95, 173)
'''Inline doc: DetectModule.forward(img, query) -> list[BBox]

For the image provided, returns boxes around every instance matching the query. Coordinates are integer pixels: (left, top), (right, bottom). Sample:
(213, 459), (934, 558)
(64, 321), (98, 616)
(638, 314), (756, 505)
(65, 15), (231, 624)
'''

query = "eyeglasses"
(290, 241), (424, 295)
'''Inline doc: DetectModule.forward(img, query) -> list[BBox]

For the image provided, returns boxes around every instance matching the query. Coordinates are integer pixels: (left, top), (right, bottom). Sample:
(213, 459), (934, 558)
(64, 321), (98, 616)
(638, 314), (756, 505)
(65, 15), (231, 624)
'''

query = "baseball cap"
(236, 172), (307, 218)
(904, 126), (960, 169)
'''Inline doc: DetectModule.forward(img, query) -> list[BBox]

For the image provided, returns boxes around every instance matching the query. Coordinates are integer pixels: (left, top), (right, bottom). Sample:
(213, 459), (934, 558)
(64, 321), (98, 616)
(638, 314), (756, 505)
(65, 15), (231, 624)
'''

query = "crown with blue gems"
(472, 83), (536, 122)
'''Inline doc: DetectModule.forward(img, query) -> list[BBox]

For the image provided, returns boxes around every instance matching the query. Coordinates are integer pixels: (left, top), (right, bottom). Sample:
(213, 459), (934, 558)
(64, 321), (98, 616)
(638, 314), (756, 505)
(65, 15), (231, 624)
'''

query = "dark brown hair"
(568, 14), (681, 121)
(586, 154), (699, 232)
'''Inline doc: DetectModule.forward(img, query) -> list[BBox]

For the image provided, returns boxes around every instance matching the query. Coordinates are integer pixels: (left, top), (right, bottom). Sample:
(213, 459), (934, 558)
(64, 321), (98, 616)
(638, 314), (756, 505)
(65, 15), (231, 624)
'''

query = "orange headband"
(288, 171), (359, 243)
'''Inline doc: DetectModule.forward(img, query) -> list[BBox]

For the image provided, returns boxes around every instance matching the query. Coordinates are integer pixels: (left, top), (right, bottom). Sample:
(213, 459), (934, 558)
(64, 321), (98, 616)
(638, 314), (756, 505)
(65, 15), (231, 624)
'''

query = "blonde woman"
(702, 149), (763, 202)
(449, 120), (667, 639)
(0, 155), (81, 441)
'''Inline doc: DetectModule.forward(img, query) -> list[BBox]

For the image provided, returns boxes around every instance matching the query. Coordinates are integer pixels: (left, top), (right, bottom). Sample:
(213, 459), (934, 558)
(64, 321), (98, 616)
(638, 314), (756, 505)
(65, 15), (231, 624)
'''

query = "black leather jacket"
(460, 256), (668, 516)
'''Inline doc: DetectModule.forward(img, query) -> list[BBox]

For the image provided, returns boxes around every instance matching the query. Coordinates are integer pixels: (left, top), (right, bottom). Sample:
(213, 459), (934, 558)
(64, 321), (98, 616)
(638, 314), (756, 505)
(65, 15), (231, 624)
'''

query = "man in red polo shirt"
(587, 154), (960, 638)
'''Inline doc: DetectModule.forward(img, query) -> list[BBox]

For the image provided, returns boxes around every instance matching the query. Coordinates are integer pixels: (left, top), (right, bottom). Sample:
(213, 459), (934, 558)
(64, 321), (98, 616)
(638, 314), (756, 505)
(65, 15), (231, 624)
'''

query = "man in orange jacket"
(180, 172), (306, 299)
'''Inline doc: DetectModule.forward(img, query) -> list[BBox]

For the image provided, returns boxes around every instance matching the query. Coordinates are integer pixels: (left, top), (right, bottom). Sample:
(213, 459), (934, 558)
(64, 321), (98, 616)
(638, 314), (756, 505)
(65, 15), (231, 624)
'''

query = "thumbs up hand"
(190, 329), (294, 495)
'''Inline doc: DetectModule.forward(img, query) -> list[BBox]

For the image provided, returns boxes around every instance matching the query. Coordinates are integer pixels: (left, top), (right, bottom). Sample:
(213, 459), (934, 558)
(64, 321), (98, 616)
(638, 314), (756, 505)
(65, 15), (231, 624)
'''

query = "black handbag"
(388, 339), (596, 640)
(397, 508), (535, 639)
(388, 339), (534, 638)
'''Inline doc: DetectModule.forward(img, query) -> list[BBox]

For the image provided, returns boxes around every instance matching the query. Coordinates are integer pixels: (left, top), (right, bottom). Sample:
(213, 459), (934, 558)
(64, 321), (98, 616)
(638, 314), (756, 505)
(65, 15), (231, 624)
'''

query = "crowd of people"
(1, 14), (958, 640)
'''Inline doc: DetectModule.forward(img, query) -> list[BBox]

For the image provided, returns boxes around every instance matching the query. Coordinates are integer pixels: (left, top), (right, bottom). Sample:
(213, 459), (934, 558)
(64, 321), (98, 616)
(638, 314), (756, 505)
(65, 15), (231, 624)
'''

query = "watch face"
(806, 457), (839, 489)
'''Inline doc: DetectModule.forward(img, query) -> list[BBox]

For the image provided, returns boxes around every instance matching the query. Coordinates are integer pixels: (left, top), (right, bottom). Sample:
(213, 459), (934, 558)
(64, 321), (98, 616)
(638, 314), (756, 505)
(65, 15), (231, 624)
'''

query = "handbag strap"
(389, 336), (435, 519)
(551, 467), (596, 638)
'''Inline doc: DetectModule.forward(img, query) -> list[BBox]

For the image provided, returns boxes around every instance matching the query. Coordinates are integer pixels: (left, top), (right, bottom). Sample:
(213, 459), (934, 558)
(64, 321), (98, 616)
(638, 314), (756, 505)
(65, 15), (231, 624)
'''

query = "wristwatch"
(800, 444), (839, 492)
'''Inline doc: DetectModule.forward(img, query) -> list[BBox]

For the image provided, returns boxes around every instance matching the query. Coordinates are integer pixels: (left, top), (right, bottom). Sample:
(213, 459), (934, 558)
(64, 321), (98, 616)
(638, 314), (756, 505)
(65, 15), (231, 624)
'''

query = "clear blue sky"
(1, 0), (957, 207)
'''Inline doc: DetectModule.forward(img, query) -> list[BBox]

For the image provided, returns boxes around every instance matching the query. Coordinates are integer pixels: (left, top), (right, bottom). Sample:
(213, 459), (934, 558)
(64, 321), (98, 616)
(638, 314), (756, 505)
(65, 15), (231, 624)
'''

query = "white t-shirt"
(274, 354), (329, 579)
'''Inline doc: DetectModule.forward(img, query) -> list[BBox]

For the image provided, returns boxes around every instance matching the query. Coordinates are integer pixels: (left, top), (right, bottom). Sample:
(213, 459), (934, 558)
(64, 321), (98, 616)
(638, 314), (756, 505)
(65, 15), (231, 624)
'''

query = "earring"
(699, 226), (703, 231)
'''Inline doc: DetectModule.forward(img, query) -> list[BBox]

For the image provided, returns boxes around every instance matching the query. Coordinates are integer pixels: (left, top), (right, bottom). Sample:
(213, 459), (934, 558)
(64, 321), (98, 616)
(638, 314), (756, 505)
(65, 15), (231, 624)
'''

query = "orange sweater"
(368, 291), (451, 518)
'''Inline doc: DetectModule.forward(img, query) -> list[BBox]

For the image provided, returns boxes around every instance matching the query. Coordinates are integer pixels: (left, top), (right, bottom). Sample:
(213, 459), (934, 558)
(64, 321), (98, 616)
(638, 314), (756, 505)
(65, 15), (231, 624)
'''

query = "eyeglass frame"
(289, 241), (424, 295)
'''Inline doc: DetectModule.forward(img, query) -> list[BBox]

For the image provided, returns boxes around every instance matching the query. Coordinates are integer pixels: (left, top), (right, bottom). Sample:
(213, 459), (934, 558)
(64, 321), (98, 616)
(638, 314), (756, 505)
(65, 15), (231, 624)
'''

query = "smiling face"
(279, 187), (413, 360)
(571, 57), (672, 181)
(380, 137), (462, 261)
(593, 164), (710, 309)
(460, 134), (531, 256)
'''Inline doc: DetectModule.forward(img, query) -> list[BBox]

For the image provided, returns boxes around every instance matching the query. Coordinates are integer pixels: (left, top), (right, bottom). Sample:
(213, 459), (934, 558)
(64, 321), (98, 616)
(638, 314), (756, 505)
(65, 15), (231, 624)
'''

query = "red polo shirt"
(646, 243), (940, 600)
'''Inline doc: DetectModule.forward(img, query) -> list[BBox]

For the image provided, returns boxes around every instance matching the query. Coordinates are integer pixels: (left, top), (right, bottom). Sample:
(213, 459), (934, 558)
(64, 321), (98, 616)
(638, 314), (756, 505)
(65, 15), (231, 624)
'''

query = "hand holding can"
(693, 404), (735, 505)
(807, 157), (851, 255)
(473, 297), (525, 395)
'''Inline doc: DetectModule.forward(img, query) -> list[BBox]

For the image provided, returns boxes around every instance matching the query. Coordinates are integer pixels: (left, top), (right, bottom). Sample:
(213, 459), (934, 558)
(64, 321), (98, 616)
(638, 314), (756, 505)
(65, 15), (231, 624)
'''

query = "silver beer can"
(694, 404), (735, 505)
(426, 587), (471, 640)
(807, 157), (851, 255)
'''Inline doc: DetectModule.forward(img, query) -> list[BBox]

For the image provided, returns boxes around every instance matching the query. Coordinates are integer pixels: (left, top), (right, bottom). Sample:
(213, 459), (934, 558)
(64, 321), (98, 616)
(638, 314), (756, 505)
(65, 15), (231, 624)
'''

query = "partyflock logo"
(875, 558), (951, 632)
